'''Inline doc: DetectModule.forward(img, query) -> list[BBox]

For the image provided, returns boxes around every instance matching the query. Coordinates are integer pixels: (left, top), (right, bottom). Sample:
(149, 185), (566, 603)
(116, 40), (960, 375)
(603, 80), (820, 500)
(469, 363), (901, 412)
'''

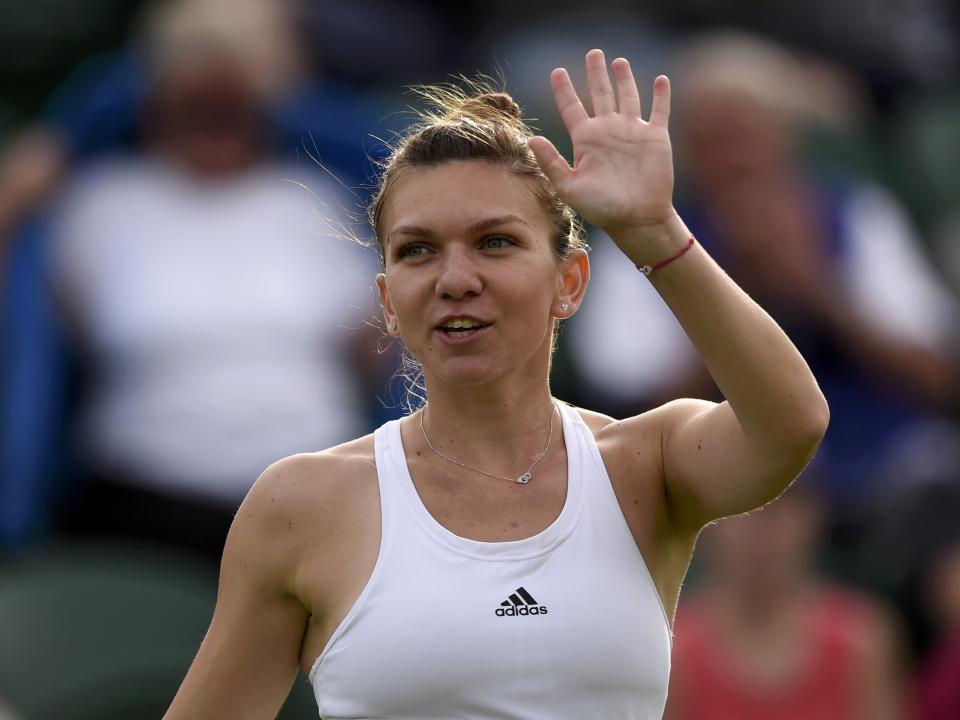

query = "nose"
(434, 245), (483, 300)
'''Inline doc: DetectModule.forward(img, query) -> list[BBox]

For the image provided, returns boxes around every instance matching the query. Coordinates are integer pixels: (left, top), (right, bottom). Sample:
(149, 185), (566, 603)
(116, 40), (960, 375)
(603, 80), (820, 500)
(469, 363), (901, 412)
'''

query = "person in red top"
(664, 485), (905, 720)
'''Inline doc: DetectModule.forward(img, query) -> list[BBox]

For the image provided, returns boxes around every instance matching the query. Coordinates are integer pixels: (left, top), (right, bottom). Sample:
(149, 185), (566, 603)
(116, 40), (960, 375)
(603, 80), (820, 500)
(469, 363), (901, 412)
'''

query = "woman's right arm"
(164, 457), (313, 719)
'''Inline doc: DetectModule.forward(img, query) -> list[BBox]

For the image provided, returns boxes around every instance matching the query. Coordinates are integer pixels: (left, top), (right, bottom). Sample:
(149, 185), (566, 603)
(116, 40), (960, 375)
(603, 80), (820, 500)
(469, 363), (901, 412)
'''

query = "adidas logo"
(495, 586), (548, 617)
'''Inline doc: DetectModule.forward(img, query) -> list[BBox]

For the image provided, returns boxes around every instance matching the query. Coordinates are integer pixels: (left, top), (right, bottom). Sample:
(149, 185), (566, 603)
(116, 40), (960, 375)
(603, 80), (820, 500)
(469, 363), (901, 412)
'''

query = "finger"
(527, 136), (572, 192)
(611, 57), (641, 118)
(550, 68), (589, 132)
(585, 48), (616, 115)
(649, 74), (671, 128)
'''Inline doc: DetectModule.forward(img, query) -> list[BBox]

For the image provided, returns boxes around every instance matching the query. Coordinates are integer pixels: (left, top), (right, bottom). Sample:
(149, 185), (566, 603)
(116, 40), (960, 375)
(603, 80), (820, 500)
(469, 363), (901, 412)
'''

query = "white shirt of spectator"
(568, 184), (958, 402)
(49, 156), (378, 504)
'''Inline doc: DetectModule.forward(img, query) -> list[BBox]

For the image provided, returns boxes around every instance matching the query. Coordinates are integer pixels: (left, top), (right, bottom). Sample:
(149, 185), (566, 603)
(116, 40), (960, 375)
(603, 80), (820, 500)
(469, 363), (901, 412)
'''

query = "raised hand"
(528, 49), (676, 238)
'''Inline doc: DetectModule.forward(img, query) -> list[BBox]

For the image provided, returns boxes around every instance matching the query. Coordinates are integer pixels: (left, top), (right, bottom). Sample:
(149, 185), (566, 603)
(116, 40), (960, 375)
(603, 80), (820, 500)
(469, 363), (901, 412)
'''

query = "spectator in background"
(664, 484), (906, 720)
(915, 538), (960, 718)
(846, 473), (960, 718)
(40, 0), (382, 562)
(0, 0), (397, 280)
(567, 32), (960, 508)
(862, 480), (960, 720)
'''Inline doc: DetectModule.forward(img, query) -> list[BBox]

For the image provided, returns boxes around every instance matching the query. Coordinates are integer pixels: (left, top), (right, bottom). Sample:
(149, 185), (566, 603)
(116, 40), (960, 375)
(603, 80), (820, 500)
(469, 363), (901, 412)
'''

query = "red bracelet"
(636, 236), (696, 276)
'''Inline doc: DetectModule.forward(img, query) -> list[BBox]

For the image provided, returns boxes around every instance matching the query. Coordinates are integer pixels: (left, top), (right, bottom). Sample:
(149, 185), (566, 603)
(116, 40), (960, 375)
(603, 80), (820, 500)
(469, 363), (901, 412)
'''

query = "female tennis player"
(164, 49), (829, 719)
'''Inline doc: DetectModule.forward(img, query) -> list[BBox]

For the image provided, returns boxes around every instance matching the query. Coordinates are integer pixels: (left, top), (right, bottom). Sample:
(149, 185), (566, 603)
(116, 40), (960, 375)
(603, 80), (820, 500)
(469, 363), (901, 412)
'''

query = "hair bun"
(460, 92), (522, 121)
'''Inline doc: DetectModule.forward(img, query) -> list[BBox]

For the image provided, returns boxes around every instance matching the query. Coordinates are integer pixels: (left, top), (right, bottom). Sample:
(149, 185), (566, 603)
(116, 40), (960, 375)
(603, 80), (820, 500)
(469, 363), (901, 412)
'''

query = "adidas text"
(495, 605), (548, 617)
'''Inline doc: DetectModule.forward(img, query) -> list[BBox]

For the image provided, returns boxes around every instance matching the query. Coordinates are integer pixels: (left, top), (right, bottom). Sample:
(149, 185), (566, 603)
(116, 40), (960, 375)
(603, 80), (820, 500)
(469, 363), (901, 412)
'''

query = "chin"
(424, 355), (508, 388)
(417, 336), (548, 389)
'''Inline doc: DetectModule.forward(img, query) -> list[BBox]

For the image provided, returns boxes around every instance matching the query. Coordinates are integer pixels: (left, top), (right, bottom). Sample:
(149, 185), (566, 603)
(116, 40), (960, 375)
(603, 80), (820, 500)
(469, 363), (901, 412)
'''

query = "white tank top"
(309, 401), (672, 719)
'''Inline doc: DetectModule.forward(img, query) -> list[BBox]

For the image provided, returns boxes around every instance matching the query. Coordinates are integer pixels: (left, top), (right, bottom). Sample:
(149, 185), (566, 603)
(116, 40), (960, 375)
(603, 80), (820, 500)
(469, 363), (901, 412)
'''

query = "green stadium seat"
(0, 541), (317, 719)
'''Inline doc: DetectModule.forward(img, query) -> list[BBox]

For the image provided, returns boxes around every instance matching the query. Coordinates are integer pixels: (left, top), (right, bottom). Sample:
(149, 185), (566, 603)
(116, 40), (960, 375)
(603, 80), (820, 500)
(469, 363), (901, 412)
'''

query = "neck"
(416, 375), (558, 476)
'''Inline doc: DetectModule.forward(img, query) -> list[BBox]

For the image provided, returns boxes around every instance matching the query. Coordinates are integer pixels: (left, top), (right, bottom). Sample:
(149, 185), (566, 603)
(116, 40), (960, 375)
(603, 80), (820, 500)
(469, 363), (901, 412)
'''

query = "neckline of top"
(386, 400), (585, 561)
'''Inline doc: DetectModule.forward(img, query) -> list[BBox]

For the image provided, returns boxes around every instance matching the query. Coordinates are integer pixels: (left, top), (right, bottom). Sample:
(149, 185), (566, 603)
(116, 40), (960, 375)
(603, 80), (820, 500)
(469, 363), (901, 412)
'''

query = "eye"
(397, 242), (432, 259)
(481, 234), (514, 250)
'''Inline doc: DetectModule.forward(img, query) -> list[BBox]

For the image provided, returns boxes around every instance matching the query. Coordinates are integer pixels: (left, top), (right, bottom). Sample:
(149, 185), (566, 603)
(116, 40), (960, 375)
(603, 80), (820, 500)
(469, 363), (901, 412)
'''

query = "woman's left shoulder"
(565, 402), (664, 474)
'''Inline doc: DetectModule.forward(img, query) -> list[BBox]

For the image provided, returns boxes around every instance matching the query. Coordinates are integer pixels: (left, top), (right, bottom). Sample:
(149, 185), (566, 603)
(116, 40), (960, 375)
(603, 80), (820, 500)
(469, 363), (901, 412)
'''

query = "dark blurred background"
(0, 1), (958, 718)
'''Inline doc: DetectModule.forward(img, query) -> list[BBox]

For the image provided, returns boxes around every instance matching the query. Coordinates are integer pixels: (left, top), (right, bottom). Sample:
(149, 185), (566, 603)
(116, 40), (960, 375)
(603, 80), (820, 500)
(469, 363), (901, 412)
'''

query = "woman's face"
(377, 160), (586, 389)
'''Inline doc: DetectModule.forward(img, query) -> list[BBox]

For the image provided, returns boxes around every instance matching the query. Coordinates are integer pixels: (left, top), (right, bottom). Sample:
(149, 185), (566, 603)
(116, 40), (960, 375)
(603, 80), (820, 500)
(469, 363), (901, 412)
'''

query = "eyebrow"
(387, 214), (531, 243)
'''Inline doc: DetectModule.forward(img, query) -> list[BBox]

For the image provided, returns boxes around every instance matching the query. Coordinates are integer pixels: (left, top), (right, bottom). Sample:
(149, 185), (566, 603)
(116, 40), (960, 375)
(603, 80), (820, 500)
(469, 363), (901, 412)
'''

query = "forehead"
(381, 160), (550, 238)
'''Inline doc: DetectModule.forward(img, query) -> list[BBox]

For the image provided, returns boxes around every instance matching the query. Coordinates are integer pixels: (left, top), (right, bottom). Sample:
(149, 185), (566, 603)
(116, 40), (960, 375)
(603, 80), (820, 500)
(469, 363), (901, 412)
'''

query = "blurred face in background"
(700, 487), (821, 597)
(681, 88), (792, 194)
(678, 88), (827, 308)
(145, 50), (266, 179)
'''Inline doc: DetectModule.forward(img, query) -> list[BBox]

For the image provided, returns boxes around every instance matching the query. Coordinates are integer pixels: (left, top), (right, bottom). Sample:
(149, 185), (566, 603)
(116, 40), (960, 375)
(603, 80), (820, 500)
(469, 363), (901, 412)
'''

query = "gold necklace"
(419, 403), (557, 484)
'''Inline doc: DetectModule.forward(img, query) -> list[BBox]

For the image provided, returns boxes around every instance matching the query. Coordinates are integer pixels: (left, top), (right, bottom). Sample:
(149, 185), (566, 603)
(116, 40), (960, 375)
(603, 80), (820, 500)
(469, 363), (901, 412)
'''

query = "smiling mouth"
(437, 321), (492, 338)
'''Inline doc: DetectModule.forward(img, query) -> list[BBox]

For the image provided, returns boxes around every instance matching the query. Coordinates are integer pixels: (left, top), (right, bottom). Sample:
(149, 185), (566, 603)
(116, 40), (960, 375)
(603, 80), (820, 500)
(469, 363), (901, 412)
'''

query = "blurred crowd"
(0, 0), (958, 717)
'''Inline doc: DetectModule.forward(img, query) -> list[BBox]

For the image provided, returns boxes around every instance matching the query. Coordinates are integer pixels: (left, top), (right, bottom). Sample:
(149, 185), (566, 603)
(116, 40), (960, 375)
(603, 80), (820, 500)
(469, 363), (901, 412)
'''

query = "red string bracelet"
(637, 236), (696, 276)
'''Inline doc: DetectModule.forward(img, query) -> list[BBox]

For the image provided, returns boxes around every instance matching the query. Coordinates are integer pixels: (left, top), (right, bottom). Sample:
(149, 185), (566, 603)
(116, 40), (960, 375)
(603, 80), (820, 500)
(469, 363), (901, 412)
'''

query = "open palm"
(528, 50), (676, 236)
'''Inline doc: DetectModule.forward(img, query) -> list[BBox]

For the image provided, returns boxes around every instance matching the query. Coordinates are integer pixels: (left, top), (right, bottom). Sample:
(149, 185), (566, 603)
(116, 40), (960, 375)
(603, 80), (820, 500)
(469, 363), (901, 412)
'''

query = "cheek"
(504, 259), (561, 304)
(382, 266), (418, 310)
(500, 283), (556, 337)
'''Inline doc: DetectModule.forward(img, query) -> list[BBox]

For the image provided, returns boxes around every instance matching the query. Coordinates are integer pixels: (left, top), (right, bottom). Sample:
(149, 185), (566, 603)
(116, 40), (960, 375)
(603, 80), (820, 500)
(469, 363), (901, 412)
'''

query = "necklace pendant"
(516, 472), (532, 484)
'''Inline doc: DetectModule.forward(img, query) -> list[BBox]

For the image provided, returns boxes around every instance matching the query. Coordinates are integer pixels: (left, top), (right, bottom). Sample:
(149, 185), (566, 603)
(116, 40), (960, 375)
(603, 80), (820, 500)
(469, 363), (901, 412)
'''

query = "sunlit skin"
(377, 162), (588, 434)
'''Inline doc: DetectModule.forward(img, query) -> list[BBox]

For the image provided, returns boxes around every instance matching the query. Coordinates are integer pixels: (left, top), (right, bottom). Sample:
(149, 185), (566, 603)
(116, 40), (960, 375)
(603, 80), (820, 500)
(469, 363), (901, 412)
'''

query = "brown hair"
(369, 79), (585, 265)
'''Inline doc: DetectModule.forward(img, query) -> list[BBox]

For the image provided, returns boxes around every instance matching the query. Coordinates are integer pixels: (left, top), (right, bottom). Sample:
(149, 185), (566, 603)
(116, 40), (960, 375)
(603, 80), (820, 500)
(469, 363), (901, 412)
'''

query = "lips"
(437, 322), (491, 336)
(434, 320), (493, 344)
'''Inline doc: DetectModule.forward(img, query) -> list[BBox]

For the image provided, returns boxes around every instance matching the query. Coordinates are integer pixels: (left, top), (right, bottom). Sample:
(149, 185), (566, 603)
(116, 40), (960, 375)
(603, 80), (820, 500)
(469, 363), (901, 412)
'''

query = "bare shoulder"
(567, 398), (719, 471)
(233, 435), (380, 575)
(568, 401), (670, 464)
(251, 435), (376, 507)
(249, 435), (378, 510)
(566, 402), (666, 509)
(163, 435), (381, 717)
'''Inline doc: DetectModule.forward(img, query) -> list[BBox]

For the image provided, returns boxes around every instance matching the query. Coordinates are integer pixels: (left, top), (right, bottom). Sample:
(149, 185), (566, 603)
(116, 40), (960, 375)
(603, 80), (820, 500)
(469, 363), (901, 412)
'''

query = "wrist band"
(637, 236), (696, 276)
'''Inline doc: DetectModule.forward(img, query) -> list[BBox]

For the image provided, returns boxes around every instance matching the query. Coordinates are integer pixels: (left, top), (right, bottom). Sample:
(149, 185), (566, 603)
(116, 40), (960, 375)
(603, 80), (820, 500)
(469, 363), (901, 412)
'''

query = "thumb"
(527, 136), (572, 192)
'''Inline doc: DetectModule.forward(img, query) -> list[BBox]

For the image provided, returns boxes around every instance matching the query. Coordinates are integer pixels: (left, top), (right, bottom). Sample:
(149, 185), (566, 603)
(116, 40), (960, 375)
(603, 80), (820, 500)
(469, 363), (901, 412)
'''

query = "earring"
(387, 320), (397, 332)
(560, 303), (569, 312)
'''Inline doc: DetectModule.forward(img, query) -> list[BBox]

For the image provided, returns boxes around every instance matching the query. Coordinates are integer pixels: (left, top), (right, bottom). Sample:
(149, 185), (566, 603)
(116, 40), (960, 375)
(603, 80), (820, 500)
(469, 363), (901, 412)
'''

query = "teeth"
(444, 318), (482, 329)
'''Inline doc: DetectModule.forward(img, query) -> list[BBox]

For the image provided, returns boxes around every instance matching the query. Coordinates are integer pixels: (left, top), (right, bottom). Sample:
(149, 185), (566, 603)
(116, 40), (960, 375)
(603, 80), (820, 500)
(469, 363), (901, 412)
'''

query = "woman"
(165, 49), (829, 719)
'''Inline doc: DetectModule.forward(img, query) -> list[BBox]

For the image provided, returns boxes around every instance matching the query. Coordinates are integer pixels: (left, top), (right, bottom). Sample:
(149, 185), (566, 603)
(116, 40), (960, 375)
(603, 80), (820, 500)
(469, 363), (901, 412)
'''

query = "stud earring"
(560, 303), (569, 312)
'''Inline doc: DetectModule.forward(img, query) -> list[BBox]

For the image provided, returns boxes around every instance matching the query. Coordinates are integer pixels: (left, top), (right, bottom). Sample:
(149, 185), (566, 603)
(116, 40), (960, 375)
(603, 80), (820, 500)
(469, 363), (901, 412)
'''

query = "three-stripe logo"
(495, 586), (548, 617)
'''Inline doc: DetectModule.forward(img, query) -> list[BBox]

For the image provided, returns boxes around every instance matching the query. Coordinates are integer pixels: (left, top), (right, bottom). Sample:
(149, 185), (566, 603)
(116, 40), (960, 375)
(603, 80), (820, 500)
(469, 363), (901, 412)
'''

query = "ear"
(553, 248), (589, 318)
(376, 273), (400, 336)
